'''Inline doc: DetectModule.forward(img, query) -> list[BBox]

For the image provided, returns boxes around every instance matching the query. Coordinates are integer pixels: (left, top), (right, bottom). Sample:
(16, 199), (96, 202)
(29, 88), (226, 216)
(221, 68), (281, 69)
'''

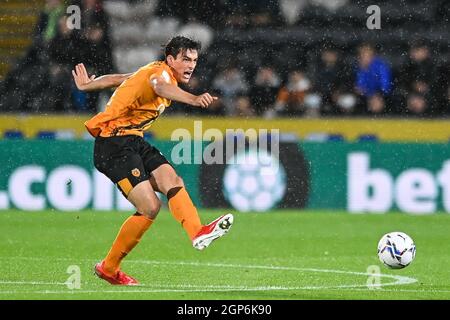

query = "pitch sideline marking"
(0, 256), (420, 294)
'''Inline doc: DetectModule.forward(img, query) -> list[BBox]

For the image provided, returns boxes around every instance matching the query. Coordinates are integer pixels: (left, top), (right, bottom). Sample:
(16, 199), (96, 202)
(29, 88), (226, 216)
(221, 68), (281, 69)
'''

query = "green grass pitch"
(0, 209), (449, 300)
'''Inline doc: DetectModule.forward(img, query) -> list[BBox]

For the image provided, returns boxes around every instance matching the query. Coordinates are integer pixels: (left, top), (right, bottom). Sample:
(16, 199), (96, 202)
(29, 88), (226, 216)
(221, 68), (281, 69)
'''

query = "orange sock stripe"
(168, 187), (202, 240)
(103, 214), (153, 275)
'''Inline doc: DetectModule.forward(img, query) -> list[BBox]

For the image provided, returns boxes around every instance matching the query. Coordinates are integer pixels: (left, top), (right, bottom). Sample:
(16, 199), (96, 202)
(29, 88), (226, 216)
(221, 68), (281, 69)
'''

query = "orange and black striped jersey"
(85, 61), (178, 138)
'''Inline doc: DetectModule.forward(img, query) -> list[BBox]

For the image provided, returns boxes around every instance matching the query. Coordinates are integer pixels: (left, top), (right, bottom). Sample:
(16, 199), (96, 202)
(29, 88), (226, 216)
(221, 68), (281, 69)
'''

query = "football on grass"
(377, 232), (416, 269)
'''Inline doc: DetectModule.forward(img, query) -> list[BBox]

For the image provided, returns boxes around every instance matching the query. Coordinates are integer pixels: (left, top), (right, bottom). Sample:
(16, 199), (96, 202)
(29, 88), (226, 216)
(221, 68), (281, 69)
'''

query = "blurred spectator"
(355, 43), (392, 114)
(234, 96), (255, 117)
(205, 96), (227, 116)
(250, 66), (281, 115)
(1, 0), (449, 119)
(212, 67), (249, 115)
(81, 0), (113, 74)
(13, 0), (65, 72)
(80, 0), (114, 112)
(406, 92), (429, 116)
(270, 70), (311, 116)
(34, 0), (65, 47)
(367, 94), (386, 115)
(303, 92), (322, 117)
(47, 16), (88, 112)
(396, 41), (437, 117)
(246, 0), (282, 27)
(221, 0), (249, 29)
(314, 47), (354, 115)
(48, 16), (86, 68)
(0, 0), (114, 113)
(400, 41), (434, 96)
(335, 93), (357, 114)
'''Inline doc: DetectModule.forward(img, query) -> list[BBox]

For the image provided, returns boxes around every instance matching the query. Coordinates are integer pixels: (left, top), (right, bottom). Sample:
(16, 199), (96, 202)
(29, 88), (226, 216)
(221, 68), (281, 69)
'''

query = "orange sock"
(103, 213), (153, 276)
(168, 187), (202, 239)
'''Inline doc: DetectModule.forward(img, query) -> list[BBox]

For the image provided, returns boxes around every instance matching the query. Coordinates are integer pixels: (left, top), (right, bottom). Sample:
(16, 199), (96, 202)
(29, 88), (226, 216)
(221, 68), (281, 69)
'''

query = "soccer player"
(72, 36), (233, 285)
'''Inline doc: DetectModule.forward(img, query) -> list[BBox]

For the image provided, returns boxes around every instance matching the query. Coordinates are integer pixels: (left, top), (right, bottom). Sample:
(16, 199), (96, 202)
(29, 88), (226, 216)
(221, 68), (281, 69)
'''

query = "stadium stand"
(0, 0), (44, 80)
(0, 0), (449, 119)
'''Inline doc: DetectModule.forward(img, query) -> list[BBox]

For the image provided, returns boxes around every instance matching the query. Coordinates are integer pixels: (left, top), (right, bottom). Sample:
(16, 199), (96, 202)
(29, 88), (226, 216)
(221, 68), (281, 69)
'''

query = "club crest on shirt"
(132, 168), (141, 177)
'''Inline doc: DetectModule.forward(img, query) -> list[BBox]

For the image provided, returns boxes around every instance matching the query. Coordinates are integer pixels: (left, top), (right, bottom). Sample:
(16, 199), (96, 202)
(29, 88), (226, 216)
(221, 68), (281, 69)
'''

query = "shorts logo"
(131, 168), (141, 177)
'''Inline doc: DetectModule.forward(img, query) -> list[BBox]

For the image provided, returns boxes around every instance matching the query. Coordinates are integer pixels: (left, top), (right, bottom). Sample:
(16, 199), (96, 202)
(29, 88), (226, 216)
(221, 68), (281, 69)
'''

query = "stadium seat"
(358, 134), (379, 142)
(104, 0), (157, 21)
(178, 22), (214, 50)
(36, 131), (56, 140)
(145, 17), (180, 43)
(3, 130), (24, 139)
(103, 1), (134, 21)
(111, 23), (146, 46)
(327, 134), (345, 142)
(113, 47), (159, 73)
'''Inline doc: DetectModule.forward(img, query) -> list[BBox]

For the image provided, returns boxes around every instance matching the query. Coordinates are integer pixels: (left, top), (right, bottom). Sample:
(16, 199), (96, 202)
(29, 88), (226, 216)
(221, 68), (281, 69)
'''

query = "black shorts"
(93, 135), (170, 197)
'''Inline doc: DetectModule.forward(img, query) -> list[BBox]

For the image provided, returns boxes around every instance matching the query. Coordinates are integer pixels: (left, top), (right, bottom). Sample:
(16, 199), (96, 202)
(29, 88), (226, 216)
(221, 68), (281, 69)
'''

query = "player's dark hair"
(164, 36), (201, 60)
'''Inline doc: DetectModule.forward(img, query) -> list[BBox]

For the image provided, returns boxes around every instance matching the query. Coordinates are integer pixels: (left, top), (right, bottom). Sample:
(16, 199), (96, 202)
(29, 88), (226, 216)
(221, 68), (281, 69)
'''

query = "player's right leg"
(93, 136), (160, 285)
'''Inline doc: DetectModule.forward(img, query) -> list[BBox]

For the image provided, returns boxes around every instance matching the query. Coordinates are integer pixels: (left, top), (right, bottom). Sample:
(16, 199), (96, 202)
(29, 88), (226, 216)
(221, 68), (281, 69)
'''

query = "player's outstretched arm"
(72, 63), (132, 91)
(151, 76), (218, 108)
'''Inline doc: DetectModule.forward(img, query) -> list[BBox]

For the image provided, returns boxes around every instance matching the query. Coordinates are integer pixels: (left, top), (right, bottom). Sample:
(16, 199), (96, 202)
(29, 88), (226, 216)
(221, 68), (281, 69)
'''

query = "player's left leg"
(151, 164), (233, 250)
(139, 138), (233, 250)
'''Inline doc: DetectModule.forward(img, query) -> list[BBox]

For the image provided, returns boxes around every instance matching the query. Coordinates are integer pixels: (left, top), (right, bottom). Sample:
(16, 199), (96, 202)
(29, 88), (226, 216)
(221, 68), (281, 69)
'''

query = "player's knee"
(138, 198), (161, 220)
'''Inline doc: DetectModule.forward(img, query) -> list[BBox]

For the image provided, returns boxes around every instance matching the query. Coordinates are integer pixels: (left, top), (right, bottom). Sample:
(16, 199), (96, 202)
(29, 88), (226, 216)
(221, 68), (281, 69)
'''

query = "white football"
(377, 232), (416, 269)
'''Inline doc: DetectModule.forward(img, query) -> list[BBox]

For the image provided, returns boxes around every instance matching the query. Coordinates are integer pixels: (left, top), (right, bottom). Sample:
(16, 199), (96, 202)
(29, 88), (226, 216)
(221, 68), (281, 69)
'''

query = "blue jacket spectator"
(356, 44), (392, 97)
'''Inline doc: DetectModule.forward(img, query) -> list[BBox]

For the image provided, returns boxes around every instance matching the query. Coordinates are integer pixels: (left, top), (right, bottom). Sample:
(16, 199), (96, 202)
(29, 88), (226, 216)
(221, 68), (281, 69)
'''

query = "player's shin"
(103, 213), (153, 275)
(167, 187), (202, 239)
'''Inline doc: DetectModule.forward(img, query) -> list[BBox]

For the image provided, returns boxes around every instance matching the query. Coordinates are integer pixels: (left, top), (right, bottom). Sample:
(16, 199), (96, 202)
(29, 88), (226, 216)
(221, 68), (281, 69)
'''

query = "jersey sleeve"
(149, 65), (177, 87)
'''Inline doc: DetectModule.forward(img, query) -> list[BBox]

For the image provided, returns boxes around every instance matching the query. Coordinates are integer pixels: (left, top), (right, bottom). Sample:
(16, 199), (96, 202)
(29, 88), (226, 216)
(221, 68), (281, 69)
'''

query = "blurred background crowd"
(0, 0), (449, 118)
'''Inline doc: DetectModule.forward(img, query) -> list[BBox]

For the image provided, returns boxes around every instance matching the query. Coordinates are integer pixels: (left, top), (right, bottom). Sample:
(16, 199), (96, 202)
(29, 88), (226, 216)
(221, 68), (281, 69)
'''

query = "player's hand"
(72, 63), (96, 91)
(194, 93), (218, 108)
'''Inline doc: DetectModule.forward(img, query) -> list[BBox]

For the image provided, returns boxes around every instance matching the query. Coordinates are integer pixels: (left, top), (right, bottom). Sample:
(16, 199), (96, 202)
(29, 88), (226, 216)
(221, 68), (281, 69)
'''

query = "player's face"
(168, 49), (198, 84)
